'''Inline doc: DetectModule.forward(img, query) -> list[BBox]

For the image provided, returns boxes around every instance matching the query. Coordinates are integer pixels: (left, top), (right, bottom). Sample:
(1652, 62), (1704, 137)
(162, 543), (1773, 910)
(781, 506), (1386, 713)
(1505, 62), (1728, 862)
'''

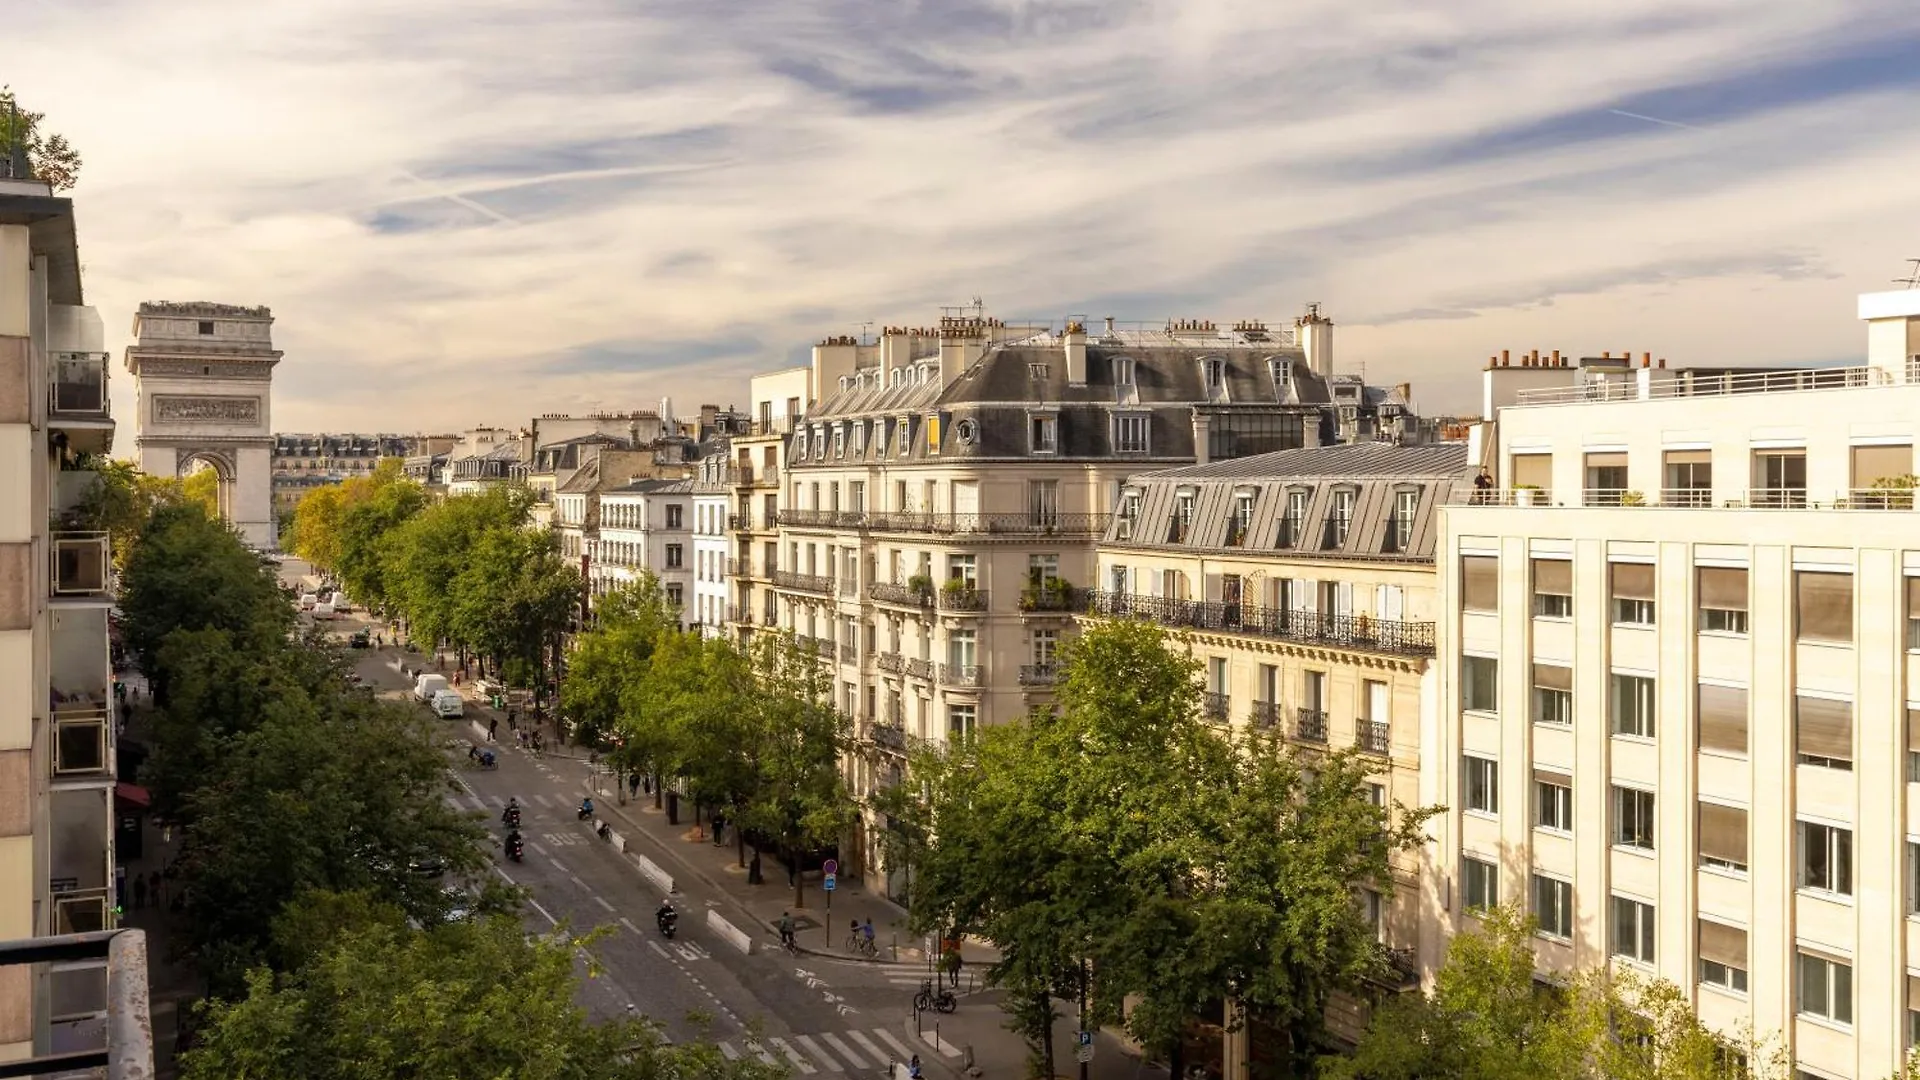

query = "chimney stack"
(1063, 320), (1088, 385)
(1501, 349), (1511, 366)
(1104, 316), (1115, 336)
(1295, 304), (1334, 377)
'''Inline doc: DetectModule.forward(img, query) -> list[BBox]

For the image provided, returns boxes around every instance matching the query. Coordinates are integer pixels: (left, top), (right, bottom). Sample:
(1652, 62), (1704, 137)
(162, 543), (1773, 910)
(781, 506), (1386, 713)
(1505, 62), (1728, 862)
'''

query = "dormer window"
(897, 416), (912, 454)
(1114, 413), (1149, 454)
(1203, 357), (1226, 392)
(1114, 357), (1135, 385)
(1028, 362), (1050, 380)
(1030, 413), (1058, 455)
(1389, 487), (1419, 552)
(1326, 488), (1356, 548)
(1118, 489), (1141, 540)
(1169, 490), (1196, 543)
(1228, 490), (1255, 546)
(853, 421), (867, 454)
(833, 424), (846, 458)
(1278, 487), (1309, 549)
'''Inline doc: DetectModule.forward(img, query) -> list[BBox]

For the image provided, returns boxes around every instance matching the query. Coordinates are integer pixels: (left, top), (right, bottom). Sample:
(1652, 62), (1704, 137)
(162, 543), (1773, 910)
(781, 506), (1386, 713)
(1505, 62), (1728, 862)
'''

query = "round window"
(955, 419), (977, 445)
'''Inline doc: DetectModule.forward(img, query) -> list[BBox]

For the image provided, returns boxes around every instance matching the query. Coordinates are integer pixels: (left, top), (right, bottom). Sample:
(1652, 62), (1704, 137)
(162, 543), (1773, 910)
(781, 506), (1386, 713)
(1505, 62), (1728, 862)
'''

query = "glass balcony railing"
(52, 706), (111, 778)
(49, 352), (110, 418)
(51, 533), (111, 597)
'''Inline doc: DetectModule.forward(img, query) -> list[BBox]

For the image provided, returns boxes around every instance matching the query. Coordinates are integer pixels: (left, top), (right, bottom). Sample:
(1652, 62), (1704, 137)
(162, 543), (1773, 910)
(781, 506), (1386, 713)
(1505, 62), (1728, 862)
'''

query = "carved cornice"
(137, 301), (272, 319)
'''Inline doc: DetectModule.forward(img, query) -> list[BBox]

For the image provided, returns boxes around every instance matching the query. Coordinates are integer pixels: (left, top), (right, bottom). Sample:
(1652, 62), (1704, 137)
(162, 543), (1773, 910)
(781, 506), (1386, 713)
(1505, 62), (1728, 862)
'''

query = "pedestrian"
(507, 708), (518, 732)
(131, 874), (148, 911)
(628, 773), (640, 800)
(488, 718), (498, 742)
(1471, 466), (1493, 504)
(711, 812), (726, 846)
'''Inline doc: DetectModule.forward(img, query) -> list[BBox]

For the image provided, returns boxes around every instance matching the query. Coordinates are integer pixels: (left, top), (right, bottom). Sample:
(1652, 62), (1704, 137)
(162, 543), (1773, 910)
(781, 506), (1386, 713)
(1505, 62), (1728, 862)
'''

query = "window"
(849, 481), (865, 512)
(1118, 490), (1140, 538)
(1610, 674), (1655, 739)
(1612, 786), (1654, 850)
(1462, 855), (1499, 911)
(1909, 577), (1920, 649)
(1795, 695), (1853, 770)
(1029, 480), (1059, 525)
(1028, 553), (1060, 586)
(1461, 656), (1497, 713)
(1030, 414), (1058, 454)
(1698, 684), (1749, 757)
(665, 544), (683, 568)
(1462, 555), (1499, 612)
(1611, 896), (1655, 964)
(666, 584), (683, 607)
(1027, 361), (1049, 380)
(1115, 413), (1149, 453)
(853, 422), (867, 455)
(1204, 357), (1226, 392)
(1532, 875), (1573, 939)
(947, 554), (977, 586)
(1797, 821), (1853, 896)
(1796, 571), (1853, 643)
(1699, 801), (1748, 873)
(1532, 559), (1572, 618)
(1698, 567), (1748, 633)
(948, 705), (976, 741)
(1532, 664), (1572, 725)
(1463, 756), (1499, 815)
(197, 320), (214, 335)
(1584, 452), (1627, 503)
(1327, 489), (1355, 547)
(1390, 488), (1418, 552)
(1610, 563), (1655, 624)
(1754, 449), (1807, 507)
(1228, 492), (1254, 545)
(1798, 952), (1852, 1025)
(1114, 357), (1136, 385)
(1699, 920), (1748, 993)
(1170, 490), (1195, 542)
(1032, 628), (1057, 667)
(897, 417), (912, 454)
(667, 505), (683, 529)
(1534, 771), (1573, 832)
(1664, 450), (1712, 506)
(1278, 489), (1309, 548)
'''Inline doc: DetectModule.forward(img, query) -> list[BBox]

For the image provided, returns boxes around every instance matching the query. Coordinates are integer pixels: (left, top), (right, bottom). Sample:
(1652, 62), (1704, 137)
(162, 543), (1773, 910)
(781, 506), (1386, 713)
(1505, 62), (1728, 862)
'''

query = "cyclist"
(861, 917), (876, 952)
(778, 911), (796, 950)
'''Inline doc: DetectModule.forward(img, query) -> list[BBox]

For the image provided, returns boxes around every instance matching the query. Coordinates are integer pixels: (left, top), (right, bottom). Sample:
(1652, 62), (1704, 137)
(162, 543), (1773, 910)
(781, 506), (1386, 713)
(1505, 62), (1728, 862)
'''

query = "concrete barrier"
(706, 910), (752, 955)
(633, 853), (674, 895)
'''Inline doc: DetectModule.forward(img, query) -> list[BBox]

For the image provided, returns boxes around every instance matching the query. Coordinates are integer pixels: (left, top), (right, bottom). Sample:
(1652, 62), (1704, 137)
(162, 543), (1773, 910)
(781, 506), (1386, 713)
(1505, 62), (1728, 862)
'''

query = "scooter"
(656, 906), (678, 939)
(502, 806), (521, 829)
(577, 801), (594, 821)
(505, 833), (524, 863)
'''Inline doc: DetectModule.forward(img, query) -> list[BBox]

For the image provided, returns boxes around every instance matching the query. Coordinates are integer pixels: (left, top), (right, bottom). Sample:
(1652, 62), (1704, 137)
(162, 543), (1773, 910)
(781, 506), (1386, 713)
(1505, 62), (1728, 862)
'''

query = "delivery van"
(413, 674), (450, 702)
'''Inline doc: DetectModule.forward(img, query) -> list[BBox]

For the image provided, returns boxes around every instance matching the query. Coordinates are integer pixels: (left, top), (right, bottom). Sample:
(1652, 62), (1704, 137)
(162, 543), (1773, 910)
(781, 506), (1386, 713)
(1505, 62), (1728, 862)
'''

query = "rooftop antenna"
(857, 321), (874, 345)
(1897, 259), (1920, 289)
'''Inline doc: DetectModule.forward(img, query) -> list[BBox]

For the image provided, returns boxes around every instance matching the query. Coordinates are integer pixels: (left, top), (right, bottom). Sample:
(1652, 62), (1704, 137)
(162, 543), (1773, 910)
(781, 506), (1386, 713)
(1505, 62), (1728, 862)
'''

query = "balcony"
(1357, 721), (1390, 755)
(904, 657), (933, 680)
(776, 509), (867, 529)
(1084, 592), (1436, 658)
(729, 514), (749, 532)
(1018, 663), (1059, 686)
(838, 578), (859, 598)
(939, 663), (983, 688)
(1452, 486), (1914, 511)
(1249, 701), (1280, 731)
(51, 532), (111, 599)
(1295, 708), (1328, 744)
(49, 351), (111, 427)
(865, 512), (1111, 537)
(52, 706), (111, 779)
(1201, 692), (1229, 722)
(869, 723), (908, 754)
(727, 558), (750, 577)
(937, 585), (988, 613)
(0, 928), (155, 1077)
(771, 570), (835, 595)
(839, 643), (858, 664)
(1018, 583), (1087, 613)
(868, 581), (932, 608)
(876, 652), (904, 674)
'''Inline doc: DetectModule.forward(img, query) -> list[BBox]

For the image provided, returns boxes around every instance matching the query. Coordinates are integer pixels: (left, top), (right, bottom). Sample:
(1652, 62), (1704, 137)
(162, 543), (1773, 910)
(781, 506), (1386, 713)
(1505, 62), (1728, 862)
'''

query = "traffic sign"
(1077, 1032), (1093, 1048)
(823, 873), (837, 892)
(822, 858), (838, 876)
(1076, 1046), (1094, 1063)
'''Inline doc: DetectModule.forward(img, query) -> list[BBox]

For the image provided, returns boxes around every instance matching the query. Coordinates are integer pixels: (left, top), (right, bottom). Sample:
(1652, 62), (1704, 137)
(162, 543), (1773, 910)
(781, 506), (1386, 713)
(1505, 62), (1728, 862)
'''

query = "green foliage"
(737, 634), (854, 905)
(68, 458), (185, 570)
(1328, 906), (1789, 1080)
(182, 900), (783, 1080)
(0, 85), (81, 190)
(181, 466), (221, 518)
(562, 576), (679, 752)
(333, 460), (426, 611)
(119, 503), (290, 690)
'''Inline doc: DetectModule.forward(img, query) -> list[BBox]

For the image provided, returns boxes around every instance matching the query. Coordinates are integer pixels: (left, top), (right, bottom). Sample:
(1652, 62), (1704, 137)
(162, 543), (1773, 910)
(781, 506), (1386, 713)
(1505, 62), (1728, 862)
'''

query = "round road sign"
(822, 858), (839, 876)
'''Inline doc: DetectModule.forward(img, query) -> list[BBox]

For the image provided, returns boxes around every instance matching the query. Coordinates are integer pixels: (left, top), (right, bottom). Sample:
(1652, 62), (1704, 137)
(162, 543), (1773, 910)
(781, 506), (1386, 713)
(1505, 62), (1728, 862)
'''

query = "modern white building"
(590, 478), (693, 614)
(692, 453), (733, 638)
(1432, 290), (1920, 1079)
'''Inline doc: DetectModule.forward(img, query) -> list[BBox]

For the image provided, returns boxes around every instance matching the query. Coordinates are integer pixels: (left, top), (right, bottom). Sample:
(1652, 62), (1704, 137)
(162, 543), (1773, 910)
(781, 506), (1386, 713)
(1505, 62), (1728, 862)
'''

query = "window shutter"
(1850, 444), (1912, 488)
(1698, 802), (1747, 866)
(1533, 768), (1571, 789)
(1908, 708), (1920, 757)
(1698, 919), (1747, 968)
(1908, 974), (1920, 1013)
(1532, 558), (1572, 595)
(1698, 567), (1748, 611)
(1510, 454), (1550, 489)
(1795, 695), (1854, 763)
(1908, 576), (1920, 620)
(1796, 571), (1853, 642)
(1611, 563), (1655, 601)
(1462, 557), (1499, 612)
(1532, 663), (1572, 692)
(1664, 449), (1710, 465)
(1584, 452), (1627, 468)
(1697, 684), (1749, 755)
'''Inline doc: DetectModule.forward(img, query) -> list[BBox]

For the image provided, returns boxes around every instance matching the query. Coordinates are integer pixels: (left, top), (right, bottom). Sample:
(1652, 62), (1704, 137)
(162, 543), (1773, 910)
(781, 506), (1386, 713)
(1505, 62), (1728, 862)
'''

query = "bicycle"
(778, 932), (801, 957)
(845, 933), (877, 959)
(912, 979), (956, 1014)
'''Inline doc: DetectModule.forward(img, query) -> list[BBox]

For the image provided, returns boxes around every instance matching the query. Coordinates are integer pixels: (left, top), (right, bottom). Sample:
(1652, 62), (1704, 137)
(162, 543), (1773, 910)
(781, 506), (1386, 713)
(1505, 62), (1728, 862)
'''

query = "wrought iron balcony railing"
(1201, 692), (1229, 722)
(870, 723), (908, 753)
(1296, 707), (1328, 744)
(839, 643), (858, 664)
(904, 657), (933, 680)
(776, 509), (868, 529)
(876, 652), (904, 674)
(1357, 720), (1391, 755)
(1084, 591), (1436, 657)
(937, 586), (988, 612)
(1249, 700), (1280, 730)
(868, 581), (932, 607)
(1018, 663), (1059, 685)
(939, 663), (984, 687)
(865, 512), (1111, 537)
(771, 570), (834, 595)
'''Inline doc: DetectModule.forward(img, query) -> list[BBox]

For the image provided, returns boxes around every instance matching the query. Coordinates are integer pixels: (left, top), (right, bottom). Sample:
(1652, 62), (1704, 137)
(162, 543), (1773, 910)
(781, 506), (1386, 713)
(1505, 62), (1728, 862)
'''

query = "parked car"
(298, 593), (319, 611)
(431, 690), (465, 719)
(348, 630), (371, 649)
(413, 674), (449, 702)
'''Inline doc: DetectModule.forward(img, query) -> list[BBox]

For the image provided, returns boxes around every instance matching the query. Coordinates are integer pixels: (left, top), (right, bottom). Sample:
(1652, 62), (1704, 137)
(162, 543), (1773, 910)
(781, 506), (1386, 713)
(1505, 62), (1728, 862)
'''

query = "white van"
(413, 674), (449, 702)
(311, 602), (336, 619)
(298, 593), (319, 611)
(431, 690), (465, 719)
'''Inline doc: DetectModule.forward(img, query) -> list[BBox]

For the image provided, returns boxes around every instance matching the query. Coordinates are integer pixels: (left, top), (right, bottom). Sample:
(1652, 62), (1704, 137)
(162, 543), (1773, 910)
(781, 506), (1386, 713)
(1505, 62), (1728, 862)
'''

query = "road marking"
(749, 1043), (778, 1067)
(533, 794), (554, 808)
(822, 1032), (868, 1069)
(770, 1038), (816, 1074)
(620, 917), (641, 935)
(593, 895), (615, 912)
(844, 1031), (886, 1063)
(718, 1044), (741, 1061)
(886, 977), (925, 986)
(872, 1029), (915, 1060)
(569, 874), (587, 890)
(550, 860), (568, 875)
(526, 896), (559, 928)
(795, 1035), (841, 1072)
(648, 940), (672, 959)
(451, 774), (478, 798)
(912, 1027), (963, 1059)
(529, 841), (548, 856)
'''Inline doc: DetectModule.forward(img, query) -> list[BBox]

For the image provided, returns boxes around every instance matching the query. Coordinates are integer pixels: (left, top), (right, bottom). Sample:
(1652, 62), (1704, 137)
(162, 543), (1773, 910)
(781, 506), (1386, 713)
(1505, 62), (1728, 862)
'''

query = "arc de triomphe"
(126, 301), (282, 549)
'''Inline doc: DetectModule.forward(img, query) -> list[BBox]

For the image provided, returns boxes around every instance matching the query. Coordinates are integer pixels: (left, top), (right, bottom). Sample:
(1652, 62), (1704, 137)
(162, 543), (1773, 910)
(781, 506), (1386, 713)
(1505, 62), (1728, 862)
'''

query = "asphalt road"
(277, 578), (931, 1075)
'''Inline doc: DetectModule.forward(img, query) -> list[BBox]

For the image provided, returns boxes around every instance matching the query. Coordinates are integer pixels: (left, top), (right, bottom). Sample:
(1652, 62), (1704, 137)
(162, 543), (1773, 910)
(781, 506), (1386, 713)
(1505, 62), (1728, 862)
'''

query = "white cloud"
(7, 0), (1920, 429)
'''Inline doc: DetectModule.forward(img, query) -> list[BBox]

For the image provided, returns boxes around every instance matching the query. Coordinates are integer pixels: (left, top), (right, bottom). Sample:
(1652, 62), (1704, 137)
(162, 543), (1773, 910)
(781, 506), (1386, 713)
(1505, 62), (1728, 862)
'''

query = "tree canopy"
(0, 85), (81, 189)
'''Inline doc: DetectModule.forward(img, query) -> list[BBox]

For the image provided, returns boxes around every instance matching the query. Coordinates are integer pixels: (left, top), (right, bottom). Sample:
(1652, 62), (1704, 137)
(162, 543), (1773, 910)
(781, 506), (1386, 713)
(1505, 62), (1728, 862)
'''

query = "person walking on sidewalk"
(488, 717), (498, 742)
(628, 773), (640, 801)
(778, 911), (795, 950)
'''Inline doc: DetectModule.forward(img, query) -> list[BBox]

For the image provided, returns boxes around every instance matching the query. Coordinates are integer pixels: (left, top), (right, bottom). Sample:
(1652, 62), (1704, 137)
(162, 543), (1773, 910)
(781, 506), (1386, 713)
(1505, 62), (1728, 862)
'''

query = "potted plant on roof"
(941, 576), (981, 609)
(907, 572), (935, 602)
(1513, 483), (1541, 508)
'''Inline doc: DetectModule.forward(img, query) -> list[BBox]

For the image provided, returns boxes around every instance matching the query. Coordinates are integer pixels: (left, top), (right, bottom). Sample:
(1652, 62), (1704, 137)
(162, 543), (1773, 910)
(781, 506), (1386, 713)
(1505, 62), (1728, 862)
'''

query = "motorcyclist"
(656, 900), (677, 931)
(502, 798), (520, 826)
(578, 796), (594, 820)
(505, 829), (524, 859)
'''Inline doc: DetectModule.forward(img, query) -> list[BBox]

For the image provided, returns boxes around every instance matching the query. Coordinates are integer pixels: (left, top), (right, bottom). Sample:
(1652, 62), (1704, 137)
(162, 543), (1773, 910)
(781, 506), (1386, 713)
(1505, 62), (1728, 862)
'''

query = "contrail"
(1608, 108), (1699, 131)
(395, 169), (517, 226)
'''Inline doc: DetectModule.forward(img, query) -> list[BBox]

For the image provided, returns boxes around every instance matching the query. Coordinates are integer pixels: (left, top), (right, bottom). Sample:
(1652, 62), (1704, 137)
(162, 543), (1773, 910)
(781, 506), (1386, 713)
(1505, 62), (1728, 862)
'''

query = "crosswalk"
(448, 793), (562, 811)
(716, 1027), (952, 1073)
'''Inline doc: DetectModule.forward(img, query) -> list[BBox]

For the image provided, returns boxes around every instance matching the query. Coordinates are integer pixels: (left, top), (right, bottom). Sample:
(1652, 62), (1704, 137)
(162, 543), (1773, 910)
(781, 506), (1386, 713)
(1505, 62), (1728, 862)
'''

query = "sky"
(9, 0), (1920, 433)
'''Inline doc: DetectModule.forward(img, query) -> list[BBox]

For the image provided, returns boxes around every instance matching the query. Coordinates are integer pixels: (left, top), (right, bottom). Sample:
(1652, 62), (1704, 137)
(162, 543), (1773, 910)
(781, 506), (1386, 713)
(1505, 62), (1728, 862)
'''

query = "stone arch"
(176, 448), (239, 525)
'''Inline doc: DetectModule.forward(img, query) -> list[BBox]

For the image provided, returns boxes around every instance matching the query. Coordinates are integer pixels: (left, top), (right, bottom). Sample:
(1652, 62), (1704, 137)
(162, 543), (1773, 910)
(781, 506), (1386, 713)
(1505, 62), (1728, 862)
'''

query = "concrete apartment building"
(725, 367), (808, 641)
(590, 479), (694, 610)
(2, 175), (121, 1061)
(1091, 441), (1469, 1000)
(1432, 290), (1920, 1079)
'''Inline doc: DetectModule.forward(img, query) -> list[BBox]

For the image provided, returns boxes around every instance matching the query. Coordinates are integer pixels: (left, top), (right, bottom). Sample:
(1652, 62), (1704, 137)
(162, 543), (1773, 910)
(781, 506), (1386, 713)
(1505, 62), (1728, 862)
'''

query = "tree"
(182, 899), (782, 1080)
(181, 465), (221, 519)
(560, 575), (677, 751)
(119, 503), (291, 698)
(643, 631), (758, 825)
(68, 457), (184, 570)
(0, 86), (81, 190)
(449, 524), (579, 685)
(737, 633), (855, 902)
(381, 485), (531, 659)
(333, 460), (425, 612)
(286, 484), (346, 572)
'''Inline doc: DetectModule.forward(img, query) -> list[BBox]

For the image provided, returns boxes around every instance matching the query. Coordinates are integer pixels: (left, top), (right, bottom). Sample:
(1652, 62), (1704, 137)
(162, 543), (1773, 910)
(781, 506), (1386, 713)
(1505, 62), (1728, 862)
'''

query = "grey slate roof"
(605, 478), (693, 495)
(1143, 442), (1468, 481)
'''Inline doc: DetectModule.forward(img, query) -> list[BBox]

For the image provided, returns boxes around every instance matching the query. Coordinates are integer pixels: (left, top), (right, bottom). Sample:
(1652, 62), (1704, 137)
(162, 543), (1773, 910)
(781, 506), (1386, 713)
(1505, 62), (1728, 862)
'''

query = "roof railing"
(0, 928), (153, 1079)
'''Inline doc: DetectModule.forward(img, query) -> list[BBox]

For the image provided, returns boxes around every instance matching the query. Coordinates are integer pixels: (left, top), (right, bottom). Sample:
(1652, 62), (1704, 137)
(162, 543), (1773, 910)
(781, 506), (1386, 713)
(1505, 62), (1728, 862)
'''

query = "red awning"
(114, 782), (150, 808)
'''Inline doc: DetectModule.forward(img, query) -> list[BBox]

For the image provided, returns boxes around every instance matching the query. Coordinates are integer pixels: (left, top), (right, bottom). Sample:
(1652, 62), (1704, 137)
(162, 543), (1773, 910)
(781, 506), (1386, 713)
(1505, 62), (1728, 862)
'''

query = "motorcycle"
(657, 906), (679, 939)
(502, 806), (521, 829)
(912, 979), (957, 1014)
(505, 833), (524, 863)
(577, 801), (594, 821)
